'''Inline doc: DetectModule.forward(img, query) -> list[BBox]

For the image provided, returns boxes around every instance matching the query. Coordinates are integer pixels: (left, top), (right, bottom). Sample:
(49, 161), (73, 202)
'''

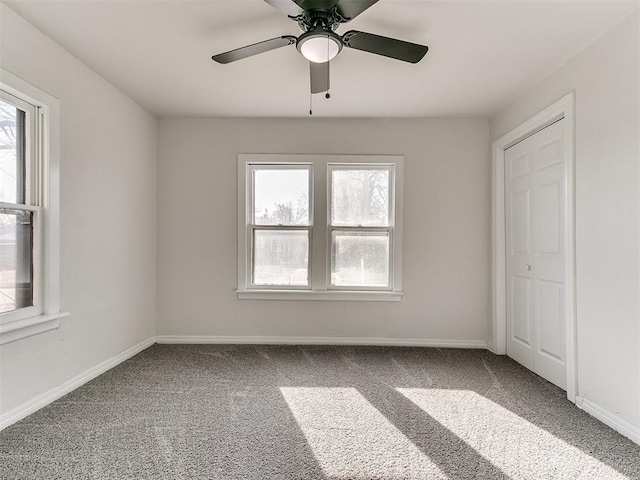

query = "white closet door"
(505, 119), (567, 390)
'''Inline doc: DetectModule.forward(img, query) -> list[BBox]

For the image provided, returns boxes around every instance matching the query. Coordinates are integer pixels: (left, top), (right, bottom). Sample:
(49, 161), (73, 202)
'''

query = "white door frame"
(491, 92), (577, 403)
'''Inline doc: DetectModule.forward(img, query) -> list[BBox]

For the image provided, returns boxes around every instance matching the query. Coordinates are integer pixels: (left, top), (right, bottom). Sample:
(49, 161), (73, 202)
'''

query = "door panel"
(536, 182), (561, 254)
(511, 190), (530, 254)
(537, 280), (563, 359)
(505, 119), (566, 390)
(537, 138), (563, 170)
(532, 120), (566, 389)
(505, 141), (534, 371)
(510, 151), (530, 180)
(512, 275), (531, 345)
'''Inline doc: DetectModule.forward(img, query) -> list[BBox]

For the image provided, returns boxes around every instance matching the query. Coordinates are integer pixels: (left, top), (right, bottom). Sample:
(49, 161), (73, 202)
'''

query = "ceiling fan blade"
(294, 0), (340, 11)
(342, 30), (428, 63)
(212, 36), (297, 64)
(336, 0), (380, 20)
(310, 61), (330, 94)
(263, 0), (305, 18)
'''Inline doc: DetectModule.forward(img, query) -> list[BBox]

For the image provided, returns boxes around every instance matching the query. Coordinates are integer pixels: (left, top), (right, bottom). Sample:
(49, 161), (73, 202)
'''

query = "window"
(329, 166), (393, 289)
(238, 155), (403, 301)
(0, 68), (66, 345)
(0, 93), (37, 317)
(250, 165), (311, 288)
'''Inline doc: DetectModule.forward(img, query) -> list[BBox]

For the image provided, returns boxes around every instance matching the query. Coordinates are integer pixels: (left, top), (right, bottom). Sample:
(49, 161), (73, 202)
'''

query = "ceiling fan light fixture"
(297, 30), (342, 63)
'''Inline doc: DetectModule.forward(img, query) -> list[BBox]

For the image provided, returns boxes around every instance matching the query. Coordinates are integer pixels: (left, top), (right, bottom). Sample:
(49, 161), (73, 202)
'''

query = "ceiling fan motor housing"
(296, 7), (346, 30)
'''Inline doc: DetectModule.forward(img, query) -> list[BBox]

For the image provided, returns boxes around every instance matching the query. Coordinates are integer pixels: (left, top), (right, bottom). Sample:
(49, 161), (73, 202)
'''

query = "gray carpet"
(1, 344), (639, 479)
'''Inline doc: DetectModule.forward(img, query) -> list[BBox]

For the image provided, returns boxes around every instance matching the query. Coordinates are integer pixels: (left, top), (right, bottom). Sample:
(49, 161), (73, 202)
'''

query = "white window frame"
(0, 91), (41, 323)
(237, 154), (403, 301)
(328, 163), (395, 292)
(247, 162), (313, 290)
(0, 68), (68, 345)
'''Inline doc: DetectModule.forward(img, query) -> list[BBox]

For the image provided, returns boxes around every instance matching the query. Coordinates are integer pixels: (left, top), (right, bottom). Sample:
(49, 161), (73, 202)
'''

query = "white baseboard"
(576, 396), (640, 446)
(0, 336), (155, 431)
(155, 335), (487, 349)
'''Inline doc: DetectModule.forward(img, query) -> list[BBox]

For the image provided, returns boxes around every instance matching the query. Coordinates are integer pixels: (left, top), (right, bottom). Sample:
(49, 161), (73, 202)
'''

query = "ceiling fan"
(211, 0), (429, 97)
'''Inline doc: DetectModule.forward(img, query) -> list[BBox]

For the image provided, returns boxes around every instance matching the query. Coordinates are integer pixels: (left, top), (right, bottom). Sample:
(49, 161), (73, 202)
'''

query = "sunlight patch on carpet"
(397, 388), (629, 480)
(280, 387), (448, 479)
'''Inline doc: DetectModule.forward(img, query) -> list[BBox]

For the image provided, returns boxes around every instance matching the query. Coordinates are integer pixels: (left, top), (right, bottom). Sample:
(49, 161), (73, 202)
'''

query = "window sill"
(0, 312), (70, 346)
(236, 290), (403, 302)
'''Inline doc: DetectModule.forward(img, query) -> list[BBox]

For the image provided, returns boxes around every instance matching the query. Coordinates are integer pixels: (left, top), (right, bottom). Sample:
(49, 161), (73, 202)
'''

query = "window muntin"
(248, 164), (312, 288)
(328, 165), (394, 290)
(0, 92), (41, 321)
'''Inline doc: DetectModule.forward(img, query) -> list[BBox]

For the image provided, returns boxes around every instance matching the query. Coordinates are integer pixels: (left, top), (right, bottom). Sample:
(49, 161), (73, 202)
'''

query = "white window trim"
(237, 154), (404, 301)
(0, 68), (68, 345)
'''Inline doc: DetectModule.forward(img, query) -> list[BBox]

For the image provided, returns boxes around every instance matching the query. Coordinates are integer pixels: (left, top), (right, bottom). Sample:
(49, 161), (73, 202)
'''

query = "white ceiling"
(6, 0), (639, 118)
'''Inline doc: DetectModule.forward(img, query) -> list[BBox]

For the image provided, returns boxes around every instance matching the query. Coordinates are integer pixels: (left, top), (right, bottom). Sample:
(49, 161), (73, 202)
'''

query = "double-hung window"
(238, 155), (403, 301)
(249, 164), (312, 288)
(0, 68), (64, 345)
(329, 165), (394, 289)
(0, 91), (38, 319)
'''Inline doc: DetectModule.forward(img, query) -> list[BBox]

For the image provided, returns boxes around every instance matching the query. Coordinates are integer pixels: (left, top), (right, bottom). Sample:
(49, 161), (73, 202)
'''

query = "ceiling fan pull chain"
(309, 90), (313, 116)
(326, 36), (331, 100)
(327, 36), (330, 63)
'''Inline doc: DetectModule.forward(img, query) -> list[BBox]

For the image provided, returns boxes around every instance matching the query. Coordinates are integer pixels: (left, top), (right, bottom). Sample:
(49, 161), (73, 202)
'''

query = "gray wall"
(157, 118), (490, 343)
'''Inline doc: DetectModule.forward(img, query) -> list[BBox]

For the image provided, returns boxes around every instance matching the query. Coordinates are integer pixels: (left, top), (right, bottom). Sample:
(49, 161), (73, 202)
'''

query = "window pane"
(331, 231), (389, 287)
(253, 230), (309, 286)
(0, 100), (25, 204)
(331, 169), (389, 226)
(0, 210), (33, 313)
(254, 169), (309, 225)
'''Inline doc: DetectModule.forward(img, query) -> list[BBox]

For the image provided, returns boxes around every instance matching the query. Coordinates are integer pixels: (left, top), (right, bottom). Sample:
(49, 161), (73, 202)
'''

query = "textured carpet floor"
(1, 345), (639, 479)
